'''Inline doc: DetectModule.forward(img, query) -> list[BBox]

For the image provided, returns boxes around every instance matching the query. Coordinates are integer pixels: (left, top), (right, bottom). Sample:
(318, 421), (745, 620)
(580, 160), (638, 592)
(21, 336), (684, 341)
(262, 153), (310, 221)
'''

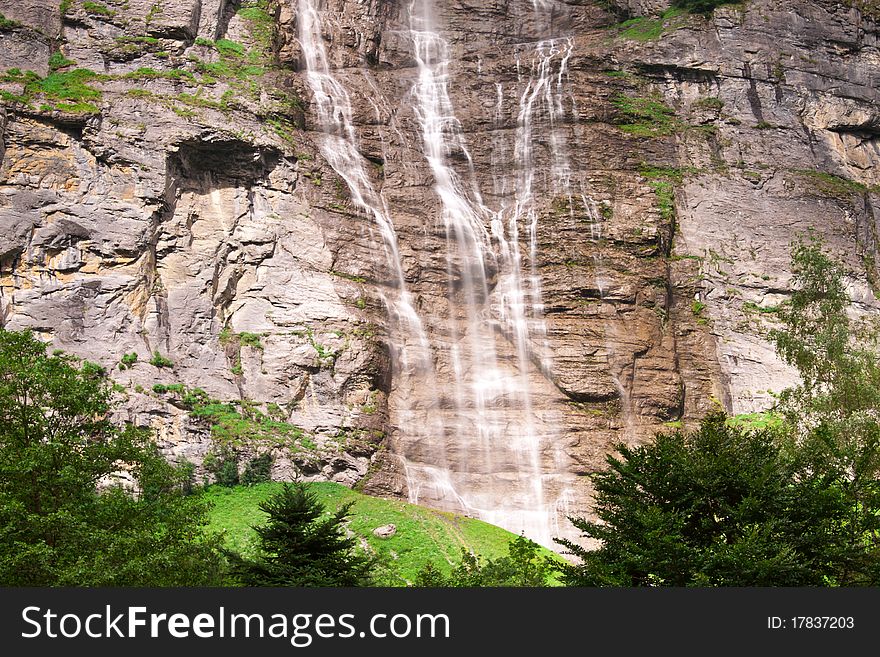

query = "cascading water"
(297, 0), (579, 547)
(397, 0), (581, 547)
(296, 0), (443, 459)
(297, 0), (407, 306)
(510, 36), (575, 373)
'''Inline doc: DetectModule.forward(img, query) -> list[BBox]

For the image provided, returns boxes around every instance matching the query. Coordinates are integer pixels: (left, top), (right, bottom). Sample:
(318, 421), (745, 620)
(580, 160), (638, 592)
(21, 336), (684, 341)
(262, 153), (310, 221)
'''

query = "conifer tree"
(227, 482), (375, 586)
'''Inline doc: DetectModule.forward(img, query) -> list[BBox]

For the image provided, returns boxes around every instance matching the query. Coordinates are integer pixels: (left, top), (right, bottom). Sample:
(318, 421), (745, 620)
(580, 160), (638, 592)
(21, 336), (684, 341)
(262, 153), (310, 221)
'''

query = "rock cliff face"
(1, 0), (878, 546)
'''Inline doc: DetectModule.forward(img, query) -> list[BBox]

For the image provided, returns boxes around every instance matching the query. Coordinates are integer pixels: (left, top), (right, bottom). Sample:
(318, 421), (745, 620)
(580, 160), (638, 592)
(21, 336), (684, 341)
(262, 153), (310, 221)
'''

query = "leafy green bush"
(215, 459), (240, 487)
(149, 352), (174, 368)
(118, 352), (138, 370)
(416, 533), (557, 587)
(191, 399), (305, 446)
(176, 459), (197, 496)
(181, 386), (210, 407)
(0, 329), (224, 585)
(726, 411), (783, 431)
(241, 453), (273, 485)
(205, 449), (240, 487)
(239, 332), (263, 349)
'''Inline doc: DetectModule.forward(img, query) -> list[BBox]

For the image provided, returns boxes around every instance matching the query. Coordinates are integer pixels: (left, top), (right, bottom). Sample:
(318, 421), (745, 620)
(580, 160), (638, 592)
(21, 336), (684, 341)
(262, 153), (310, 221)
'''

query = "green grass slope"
(204, 481), (562, 586)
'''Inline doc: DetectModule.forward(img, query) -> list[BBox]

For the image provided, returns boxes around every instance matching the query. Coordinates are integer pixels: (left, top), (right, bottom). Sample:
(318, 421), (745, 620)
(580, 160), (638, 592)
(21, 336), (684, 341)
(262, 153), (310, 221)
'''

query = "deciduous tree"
(0, 329), (224, 585)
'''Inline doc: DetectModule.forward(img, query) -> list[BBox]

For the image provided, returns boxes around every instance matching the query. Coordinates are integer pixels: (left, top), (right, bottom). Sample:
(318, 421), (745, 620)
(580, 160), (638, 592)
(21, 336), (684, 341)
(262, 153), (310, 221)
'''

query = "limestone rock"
(372, 524), (396, 539)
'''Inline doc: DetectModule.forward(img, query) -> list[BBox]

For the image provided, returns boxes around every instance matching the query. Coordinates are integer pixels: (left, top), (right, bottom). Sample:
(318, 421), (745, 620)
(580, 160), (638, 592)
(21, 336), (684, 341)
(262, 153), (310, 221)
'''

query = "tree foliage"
(226, 482), (375, 586)
(769, 239), (880, 464)
(241, 453), (273, 486)
(556, 415), (861, 586)
(768, 238), (880, 584)
(415, 533), (556, 587)
(0, 329), (224, 585)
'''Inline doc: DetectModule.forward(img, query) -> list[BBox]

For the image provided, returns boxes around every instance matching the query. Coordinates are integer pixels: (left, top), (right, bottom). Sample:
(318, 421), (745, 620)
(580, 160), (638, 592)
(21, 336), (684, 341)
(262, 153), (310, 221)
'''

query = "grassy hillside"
(204, 481), (562, 585)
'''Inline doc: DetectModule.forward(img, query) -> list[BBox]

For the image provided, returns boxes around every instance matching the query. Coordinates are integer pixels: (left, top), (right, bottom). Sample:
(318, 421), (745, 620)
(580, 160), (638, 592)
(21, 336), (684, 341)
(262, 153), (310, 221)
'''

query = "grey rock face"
(611, 0), (672, 16)
(0, 0), (878, 545)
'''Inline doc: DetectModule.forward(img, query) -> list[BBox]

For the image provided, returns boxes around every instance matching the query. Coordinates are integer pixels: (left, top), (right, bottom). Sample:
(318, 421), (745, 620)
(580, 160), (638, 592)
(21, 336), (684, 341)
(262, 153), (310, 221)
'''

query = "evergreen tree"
(227, 482), (375, 586)
(556, 414), (857, 586)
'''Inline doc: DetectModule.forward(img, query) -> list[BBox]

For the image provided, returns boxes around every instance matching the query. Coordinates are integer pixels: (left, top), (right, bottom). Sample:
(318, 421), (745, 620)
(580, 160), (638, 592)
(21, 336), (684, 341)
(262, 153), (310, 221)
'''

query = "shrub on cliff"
(0, 329), (225, 585)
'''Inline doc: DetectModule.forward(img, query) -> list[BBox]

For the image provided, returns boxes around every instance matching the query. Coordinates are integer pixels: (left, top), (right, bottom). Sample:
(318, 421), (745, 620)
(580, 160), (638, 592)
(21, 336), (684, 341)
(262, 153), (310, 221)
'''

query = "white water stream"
(297, 0), (444, 462)
(297, 0), (579, 547)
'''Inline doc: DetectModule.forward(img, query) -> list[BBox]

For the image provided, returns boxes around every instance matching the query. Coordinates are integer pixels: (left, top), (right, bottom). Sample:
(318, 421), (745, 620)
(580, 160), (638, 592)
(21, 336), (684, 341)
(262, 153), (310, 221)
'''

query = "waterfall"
(398, 0), (582, 547)
(297, 0), (579, 548)
(296, 0), (441, 457)
(510, 36), (575, 373)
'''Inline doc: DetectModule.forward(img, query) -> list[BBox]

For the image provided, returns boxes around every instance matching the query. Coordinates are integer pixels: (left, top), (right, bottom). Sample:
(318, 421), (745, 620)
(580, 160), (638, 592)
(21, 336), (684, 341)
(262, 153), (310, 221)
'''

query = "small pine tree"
(227, 482), (375, 586)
